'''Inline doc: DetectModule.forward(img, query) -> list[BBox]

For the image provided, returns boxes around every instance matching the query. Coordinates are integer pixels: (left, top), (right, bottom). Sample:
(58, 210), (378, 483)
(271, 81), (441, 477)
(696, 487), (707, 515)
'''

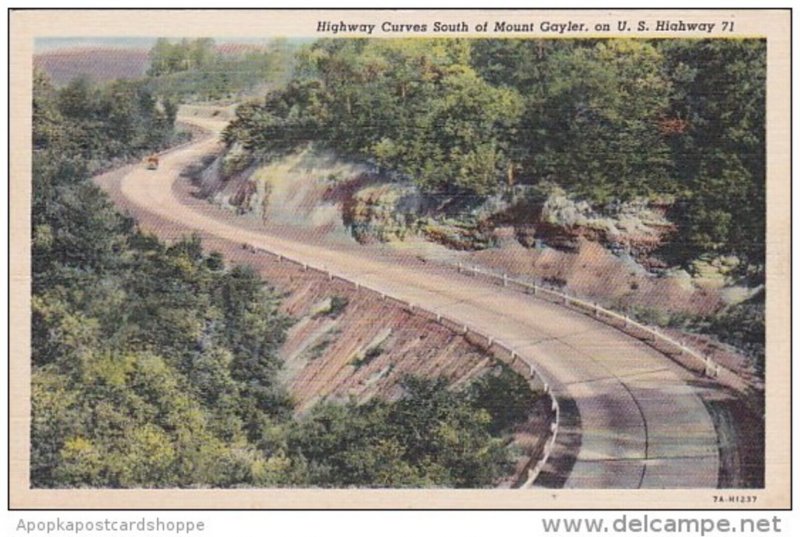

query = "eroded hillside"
(193, 141), (764, 384)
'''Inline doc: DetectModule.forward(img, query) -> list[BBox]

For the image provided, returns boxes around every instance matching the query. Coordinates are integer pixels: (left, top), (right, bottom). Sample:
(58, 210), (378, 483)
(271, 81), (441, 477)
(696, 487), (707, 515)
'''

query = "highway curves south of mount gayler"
(97, 110), (723, 490)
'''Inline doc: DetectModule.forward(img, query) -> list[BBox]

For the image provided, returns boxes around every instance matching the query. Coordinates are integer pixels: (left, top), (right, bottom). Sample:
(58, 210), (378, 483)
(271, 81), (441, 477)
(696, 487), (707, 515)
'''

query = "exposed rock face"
(197, 144), (373, 235)
(197, 145), (754, 317)
(279, 277), (497, 412)
(343, 184), (422, 243)
(420, 220), (494, 250)
(537, 190), (675, 263)
(344, 185), (504, 250)
(340, 182), (677, 263)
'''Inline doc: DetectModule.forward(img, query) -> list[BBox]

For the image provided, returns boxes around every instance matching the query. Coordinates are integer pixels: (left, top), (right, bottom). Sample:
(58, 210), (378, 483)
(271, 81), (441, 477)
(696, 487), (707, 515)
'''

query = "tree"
(226, 39), (524, 195)
(660, 39), (766, 274)
(409, 67), (522, 194)
(524, 40), (673, 202)
(54, 437), (107, 487)
(32, 69), (68, 151)
(213, 266), (293, 427)
(288, 377), (513, 488)
(469, 365), (537, 435)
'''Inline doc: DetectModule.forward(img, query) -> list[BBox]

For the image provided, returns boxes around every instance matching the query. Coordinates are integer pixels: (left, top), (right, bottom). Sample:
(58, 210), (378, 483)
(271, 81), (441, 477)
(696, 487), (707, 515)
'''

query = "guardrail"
(242, 243), (561, 488)
(454, 262), (750, 395)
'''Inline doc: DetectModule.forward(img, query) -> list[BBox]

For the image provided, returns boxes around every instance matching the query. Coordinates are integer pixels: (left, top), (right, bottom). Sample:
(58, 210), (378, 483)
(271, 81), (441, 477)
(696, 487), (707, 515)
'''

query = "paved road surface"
(100, 114), (721, 488)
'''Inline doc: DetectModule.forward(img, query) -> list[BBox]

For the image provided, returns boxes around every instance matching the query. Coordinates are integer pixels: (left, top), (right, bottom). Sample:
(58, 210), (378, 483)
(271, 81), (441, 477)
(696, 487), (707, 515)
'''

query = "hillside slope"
(196, 143), (763, 385)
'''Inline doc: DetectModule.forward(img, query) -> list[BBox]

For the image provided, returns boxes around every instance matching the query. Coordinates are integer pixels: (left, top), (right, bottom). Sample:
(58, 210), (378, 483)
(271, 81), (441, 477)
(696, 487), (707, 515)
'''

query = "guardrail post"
(532, 283), (538, 296)
(593, 303), (599, 318)
(302, 263), (308, 272)
(328, 271), (333, 281)
(472, 265), (478, 277)
(457, 262), (462, 273)
(462, 325), (469, 335)
(487, 336), (494, 348)
(623, 314), (629, 327)
(436, 313), (442, 323)
(277, 254), (282, 263)
(503, 273), (508, 287)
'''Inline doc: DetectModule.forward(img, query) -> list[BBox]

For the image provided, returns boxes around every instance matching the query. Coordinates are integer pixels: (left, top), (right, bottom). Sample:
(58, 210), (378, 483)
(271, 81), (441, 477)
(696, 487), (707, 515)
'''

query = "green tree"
(469, 365), (537, 435)
(660, 39), (766, 274)
(525, 40), (673, 202)
(288, 377), (513, 488)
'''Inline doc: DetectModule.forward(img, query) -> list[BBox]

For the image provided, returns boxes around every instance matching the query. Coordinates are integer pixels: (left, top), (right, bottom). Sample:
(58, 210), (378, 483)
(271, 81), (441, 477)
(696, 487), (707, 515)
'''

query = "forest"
(31, 69), (533, 488)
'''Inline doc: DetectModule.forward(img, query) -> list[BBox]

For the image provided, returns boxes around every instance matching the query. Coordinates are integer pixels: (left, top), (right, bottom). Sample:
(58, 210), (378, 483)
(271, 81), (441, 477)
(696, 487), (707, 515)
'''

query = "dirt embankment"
(269, 266), (496, 411)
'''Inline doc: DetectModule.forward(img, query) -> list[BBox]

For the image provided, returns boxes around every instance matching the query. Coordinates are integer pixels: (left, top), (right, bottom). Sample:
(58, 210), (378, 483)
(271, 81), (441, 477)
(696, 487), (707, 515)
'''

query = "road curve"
(100, 114), (721, 488)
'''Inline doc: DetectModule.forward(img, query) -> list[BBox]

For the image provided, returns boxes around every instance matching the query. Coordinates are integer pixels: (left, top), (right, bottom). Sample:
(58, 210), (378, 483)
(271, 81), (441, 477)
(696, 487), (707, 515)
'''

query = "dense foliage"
(223, 38), (766, 274)
(286, 374), (533, 487)
(658, 40), (766, 272)
(32, 72), (290, 487)
(31, 72), (532, 488)
(33, 70), (180, 171)
(145, 37), (295, 102)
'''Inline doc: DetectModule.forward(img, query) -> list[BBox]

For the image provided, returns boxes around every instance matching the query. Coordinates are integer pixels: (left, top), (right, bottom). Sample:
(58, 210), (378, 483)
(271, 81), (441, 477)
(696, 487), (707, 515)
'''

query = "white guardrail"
(242, 244), (560, 488)
(453, 262), (750, 395)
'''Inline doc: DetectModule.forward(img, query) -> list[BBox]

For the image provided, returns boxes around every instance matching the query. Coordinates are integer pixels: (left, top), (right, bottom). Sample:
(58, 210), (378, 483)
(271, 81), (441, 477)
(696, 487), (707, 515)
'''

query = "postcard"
(8, 8), (791, 509)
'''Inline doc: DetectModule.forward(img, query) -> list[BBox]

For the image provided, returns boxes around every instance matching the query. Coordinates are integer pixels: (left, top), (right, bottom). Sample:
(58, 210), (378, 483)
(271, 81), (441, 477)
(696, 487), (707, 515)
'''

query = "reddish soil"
(468, 239), (723, 317)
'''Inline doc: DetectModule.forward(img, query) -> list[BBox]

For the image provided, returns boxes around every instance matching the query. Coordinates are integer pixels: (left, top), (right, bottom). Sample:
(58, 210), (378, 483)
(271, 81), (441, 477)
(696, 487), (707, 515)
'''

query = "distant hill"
(34, 48), (150, 85)
(216, 42), (269, 57)
(33, 43), (274, 85)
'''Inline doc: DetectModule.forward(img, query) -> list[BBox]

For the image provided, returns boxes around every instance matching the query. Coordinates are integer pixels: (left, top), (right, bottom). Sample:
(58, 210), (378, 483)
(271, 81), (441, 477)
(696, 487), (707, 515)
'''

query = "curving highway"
(97, 113), (722, 489)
